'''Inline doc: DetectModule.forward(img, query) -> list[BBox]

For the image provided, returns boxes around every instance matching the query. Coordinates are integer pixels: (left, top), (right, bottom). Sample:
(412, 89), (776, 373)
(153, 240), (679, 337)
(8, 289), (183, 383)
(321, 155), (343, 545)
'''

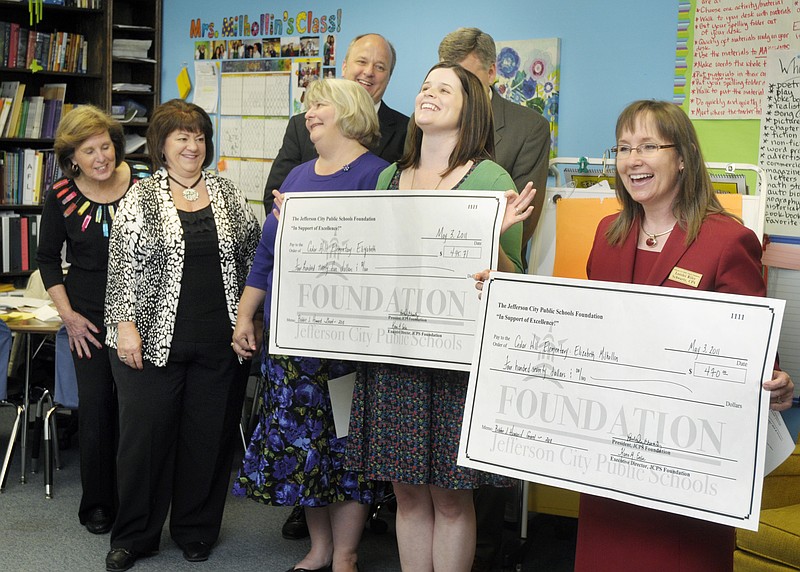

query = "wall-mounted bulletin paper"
(759, 50), (800, 237)
(494, 38), (560, 158)
(221, 157), (272, 225)
(218, 60), (292, 221)
(681, 0), (800, 119)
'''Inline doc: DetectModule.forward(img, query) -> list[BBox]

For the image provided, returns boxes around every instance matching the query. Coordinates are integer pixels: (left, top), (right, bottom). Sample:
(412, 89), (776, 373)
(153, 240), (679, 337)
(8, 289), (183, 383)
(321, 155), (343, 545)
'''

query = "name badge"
(668, 267), (702, 288)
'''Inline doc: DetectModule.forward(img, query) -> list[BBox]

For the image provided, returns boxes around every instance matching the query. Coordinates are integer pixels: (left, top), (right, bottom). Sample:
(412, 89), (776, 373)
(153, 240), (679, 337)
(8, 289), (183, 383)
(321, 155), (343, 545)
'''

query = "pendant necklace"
(410, 168), (444, 190)
(642, 224), (675, 248)
(167, 172), (204, 202)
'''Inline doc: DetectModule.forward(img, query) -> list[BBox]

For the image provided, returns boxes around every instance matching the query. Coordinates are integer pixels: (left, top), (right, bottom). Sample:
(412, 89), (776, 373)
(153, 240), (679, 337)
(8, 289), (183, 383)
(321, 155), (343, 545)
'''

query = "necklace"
(167, 172), (204, 202)
(641, 223), (675, 248)
(410, 168), (445, 190)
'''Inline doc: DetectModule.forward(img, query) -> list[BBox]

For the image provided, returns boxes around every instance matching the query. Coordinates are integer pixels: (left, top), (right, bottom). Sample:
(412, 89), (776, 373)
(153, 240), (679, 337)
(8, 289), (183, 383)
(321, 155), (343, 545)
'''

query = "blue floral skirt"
(232, 354), (375, 506)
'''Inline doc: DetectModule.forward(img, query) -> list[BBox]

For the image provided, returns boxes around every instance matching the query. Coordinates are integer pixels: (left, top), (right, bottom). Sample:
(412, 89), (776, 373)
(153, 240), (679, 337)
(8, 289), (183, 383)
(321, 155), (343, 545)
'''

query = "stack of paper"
(124, 133), (147, 154)
(112, 39), (152, 59)
(112, 83), (152, 93)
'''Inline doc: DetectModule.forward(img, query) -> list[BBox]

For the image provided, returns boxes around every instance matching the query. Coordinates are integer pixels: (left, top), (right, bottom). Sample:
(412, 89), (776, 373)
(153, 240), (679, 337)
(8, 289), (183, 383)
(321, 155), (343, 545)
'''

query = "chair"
(27, 325), (77, 497)
(38, 325), (78, 498)
(734, 441), (800, 570)
(0, 320), (20, 491)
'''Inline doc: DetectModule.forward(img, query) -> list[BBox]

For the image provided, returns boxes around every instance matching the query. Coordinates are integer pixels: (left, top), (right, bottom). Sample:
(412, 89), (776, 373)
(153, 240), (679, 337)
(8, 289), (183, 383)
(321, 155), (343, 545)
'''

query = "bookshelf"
(109, 0), (162, 164)
(0, 0), (107, 203)
(0, 1), (109, 279)
(0, 1), (162, 279)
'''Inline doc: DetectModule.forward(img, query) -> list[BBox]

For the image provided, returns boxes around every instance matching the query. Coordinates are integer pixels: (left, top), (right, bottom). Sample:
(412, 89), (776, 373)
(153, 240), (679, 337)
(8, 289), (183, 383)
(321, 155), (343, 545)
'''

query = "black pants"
(65, 270), (119, 524)
(474, 485), (513, 566)
(72, 327), (118, 524)
(109, 340), (249, 552)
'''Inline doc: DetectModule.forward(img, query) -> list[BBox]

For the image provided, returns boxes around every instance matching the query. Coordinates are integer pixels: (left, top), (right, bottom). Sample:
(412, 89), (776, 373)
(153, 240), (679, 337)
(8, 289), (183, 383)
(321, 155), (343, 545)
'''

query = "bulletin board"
(673, 0), (799, 165)
(198, 27), (341, 224)
(673, 1), (800, 388)
(217, 60), (293, 222)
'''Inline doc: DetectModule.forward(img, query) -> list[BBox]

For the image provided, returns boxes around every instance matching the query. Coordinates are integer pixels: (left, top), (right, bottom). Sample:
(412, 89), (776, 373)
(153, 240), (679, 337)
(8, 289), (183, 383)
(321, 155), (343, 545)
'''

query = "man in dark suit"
(262, 33), (409, 213)
(438, 27), (551, 572)
(439, 27), (551, 267)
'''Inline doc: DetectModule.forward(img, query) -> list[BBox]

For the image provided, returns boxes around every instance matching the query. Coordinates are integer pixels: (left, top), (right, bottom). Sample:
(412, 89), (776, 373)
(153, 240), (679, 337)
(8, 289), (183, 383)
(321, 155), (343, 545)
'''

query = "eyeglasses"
(610, 143), (676, 158)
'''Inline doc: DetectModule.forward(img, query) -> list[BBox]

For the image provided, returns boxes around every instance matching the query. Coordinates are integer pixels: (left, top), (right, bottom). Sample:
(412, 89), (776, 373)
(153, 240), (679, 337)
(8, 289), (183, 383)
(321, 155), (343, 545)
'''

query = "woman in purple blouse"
(231, 78), (388, 572)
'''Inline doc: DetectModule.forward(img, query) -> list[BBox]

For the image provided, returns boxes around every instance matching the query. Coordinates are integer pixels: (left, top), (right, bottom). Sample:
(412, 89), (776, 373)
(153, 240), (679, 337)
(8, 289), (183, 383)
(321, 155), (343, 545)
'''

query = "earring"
(71, 163), (80, 175)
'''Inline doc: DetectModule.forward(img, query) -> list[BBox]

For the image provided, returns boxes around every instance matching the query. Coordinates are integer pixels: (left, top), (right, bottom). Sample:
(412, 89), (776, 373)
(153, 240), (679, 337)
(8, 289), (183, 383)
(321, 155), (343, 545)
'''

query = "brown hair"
(398, 62), (494, 177)
(54, 105), (125, 176)
(147, 99), (215, 171)
(606, 100), (736, 246)
(438, 27), (496, 71)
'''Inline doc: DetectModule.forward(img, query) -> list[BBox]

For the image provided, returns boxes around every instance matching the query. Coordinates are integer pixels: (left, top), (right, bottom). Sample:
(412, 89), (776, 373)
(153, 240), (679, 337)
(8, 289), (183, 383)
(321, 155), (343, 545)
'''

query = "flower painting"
(494, 38), (560, 157)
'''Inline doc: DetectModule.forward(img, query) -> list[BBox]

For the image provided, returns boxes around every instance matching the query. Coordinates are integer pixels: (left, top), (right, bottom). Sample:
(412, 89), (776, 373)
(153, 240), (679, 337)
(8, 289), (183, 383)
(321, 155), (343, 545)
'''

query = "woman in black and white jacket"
(103, 99), (260, 572)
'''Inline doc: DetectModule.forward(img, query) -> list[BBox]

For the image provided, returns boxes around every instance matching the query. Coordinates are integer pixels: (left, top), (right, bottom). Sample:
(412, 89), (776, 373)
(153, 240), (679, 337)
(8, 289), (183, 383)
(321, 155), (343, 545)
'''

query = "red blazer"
(577, 212), (766, 572)
(586, 212), (765, 296)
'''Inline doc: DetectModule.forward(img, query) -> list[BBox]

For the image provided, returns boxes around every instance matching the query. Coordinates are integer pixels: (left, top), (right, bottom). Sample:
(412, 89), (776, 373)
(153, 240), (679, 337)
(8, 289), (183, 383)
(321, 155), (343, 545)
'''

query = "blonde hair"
(305, 78), (380, 148)
(54, 105), (125, 175)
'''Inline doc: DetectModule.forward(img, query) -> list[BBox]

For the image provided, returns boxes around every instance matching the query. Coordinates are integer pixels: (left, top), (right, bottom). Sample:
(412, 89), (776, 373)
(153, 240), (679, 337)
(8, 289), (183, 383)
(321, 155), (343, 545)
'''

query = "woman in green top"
(345, 62), (534, 571)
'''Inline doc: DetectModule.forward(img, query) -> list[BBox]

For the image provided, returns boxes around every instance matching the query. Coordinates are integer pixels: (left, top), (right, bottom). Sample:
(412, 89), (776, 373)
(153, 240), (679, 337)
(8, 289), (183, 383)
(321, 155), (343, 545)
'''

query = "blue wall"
(162, 0), (678, 160)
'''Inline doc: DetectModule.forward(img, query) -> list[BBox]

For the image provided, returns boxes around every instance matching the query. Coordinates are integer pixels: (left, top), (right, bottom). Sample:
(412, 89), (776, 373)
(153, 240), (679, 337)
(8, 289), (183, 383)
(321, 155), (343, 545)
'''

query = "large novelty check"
(269, 190), (506, 370)
(458, 273), (785, 530)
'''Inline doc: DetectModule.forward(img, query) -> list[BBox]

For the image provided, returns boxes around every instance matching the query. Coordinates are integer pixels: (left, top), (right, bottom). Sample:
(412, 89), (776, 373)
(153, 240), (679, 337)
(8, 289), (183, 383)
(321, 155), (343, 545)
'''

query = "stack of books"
(0, 148), (61, 205)
(0, 212), (41, 273)
(43, 1), (103, 8)
(0, 82), (67, 140)
(0, 22), (88, 73)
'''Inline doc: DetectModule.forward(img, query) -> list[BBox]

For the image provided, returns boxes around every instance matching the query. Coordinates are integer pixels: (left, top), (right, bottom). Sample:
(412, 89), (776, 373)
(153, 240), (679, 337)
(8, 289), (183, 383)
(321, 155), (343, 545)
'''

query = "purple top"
(247, 151), (389, 324)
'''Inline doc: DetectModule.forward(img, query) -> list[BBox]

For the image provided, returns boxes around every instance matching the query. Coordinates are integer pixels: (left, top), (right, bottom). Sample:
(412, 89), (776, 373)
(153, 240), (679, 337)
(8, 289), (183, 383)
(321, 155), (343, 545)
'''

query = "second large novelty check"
(457, 273), (786, 530)
(269, 190), (506, 370)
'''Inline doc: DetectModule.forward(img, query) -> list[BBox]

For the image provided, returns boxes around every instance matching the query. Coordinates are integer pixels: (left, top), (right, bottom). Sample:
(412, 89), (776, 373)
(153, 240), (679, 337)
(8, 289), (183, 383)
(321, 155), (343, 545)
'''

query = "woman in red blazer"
(576, 100), (794, 572)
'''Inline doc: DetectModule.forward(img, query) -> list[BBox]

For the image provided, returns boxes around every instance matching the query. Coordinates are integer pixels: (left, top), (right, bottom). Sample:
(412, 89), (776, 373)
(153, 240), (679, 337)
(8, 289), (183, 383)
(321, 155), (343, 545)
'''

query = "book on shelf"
(0, 98), (12, 135)
(64, 1), (103, 7)
(7, 22), (19, 69)
(0, 22), (8, 67)
(15, 99), (28, 138)
(40, 83), (66, 139)
(9, 216), (22, 272)
(22, 148), (37, 205)
(19, 214), (29, 272)
(2, 82), (25, 138)
(24, 29), (35, 69)
(25, 213), (39, 272)
(23, 96), (45, 139)
(1, 215), (11, 273)
(15, 26), (27, 68)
